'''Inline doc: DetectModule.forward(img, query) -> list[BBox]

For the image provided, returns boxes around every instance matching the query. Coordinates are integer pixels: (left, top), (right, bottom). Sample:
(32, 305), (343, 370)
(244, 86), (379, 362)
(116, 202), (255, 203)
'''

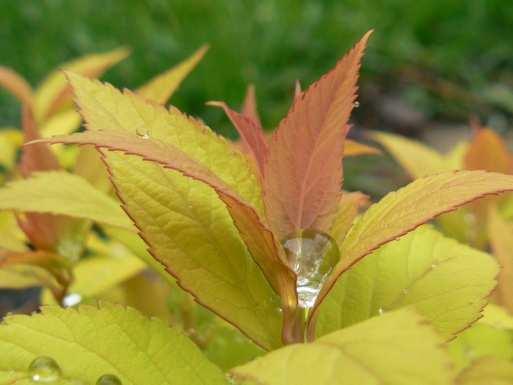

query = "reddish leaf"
(242, 84), (262, 128)
(18, 106), (63, 251)
(208, 101), (268, 173)
(263, 31), (372, 238)
(0, 67), (33, 107)
(465, 127), (513, 174)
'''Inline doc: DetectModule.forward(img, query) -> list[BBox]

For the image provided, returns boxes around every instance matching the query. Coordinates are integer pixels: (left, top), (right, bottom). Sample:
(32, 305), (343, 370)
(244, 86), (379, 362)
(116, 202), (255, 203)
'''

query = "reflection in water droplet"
(282, 230), (340, 309)
(62, 293), (82, 308)
(96, 374), (122, 385)
(353, 101), (360, 108)
(378, 307), (385, 315)
(29, 356), (61, 383)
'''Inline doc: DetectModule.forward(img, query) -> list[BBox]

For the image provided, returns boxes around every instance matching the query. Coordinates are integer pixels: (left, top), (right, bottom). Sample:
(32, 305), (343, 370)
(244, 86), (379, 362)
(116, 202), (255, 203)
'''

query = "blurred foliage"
(1, 0), (513, 139)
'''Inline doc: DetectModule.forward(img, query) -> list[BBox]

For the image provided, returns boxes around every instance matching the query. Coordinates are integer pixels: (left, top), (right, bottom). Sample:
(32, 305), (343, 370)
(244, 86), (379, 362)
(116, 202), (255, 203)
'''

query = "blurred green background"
(1, 0), (513, 193)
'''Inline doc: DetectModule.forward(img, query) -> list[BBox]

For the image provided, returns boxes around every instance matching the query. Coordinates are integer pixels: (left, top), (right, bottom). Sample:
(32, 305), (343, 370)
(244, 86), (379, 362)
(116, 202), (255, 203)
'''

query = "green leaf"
(231, 309), (454, 385)
(311, 171), (513, 328)
(0, 304), (228, 385)
(313, 226), (498, 340)
(0, 171), (133, 230)
(456, 357), (513, 385)
(106, 152), (283, 350)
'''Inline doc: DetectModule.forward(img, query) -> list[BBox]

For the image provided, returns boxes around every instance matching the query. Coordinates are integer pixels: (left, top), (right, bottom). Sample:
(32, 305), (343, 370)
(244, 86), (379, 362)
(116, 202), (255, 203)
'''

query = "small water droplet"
(378, 307), (385, 315)
(96, 374), (122, 385)
(353, 101), (360, 108)
(282, 230), (340, 309)
(29, 356), (61, 383)
(62, 293), (82, 308)
(135, 129), (150, 139)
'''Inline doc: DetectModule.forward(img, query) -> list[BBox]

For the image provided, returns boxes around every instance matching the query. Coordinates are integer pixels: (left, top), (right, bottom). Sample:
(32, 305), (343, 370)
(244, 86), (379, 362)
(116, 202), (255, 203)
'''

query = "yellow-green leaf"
(0, 129), (23, 169)
(67, 72), (263, 212)
(0, 171), (132, 230)
(106, 152), (283, 349)
(313, 226), (498, 340)
(40, 109), (82, 138)
(0, 304), (228, 385)
(231, 309), (454, 385)
(488, 208), (513, 313)
(137, 45), (208, 105)
(371, 131), (449, 178)
(33, 48), (129, 122)
(312, 171), (513, 325)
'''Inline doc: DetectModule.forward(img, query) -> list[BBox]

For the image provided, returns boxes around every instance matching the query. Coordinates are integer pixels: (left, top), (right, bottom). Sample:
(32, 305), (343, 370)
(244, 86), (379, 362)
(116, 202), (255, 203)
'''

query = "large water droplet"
(282, 230), (340, 309)
(96, 374), (122, 385)
(29, 356), (61, 383)
(62, 293), (82, 308)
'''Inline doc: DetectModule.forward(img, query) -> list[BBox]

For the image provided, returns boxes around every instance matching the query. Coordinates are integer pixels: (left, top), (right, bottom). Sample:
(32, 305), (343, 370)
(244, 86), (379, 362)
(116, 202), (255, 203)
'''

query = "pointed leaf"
(33, 47), (129, 122)
(312, 226), (498, 340)
(208, 101), (268, 172)
(311, 170), (513, 324)
(231, 310), (454, 385)
(488, 208), (513, 313)
(40, 109), (82, 138)
(264, 31), (372, 237)
(0, 66), (33, 106)
(371, 131), (448, 178)
(105, 150), (284, 349)
(242, 84), (262, 127)
(465, 128), (513, 174)
(0, 171), (132, 229)
(0, 304), (228, 385)
(329, 191), (368, 245)
(137, 45), (208, 104)
(344, 139), (381, 157)
(66, 72), (263, 211)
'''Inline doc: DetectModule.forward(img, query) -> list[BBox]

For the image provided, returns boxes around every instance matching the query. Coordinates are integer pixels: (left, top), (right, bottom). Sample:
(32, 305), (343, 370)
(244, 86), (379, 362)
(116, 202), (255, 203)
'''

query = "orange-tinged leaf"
(0, 67), (33, 106)
(309, 170), (513, 330)
(465, 128), (513, 174)
(344, 139), (381, 157)
(137, 45), (208, 105)
(488, 208), (513, 313)
(208, 101), (268, 173)
(264, 31), (372, 238)
(18, 106), (63, 251)
(33, 47), (130, 122)
(40, 129), (298, 341)
(19, 106), (60, 176)
(242, 84), (262, 127)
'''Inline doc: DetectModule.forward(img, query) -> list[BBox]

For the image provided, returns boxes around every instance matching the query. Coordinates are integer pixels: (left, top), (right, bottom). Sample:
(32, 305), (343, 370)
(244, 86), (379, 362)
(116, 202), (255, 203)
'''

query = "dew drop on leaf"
(29, 356), (61, 383)
(135, 128), (150, 139)
(378, 307), (385, 315)
(61, 293), (82, 308)
(96, 374), (122, 385)
(282, 230), (340, 309)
